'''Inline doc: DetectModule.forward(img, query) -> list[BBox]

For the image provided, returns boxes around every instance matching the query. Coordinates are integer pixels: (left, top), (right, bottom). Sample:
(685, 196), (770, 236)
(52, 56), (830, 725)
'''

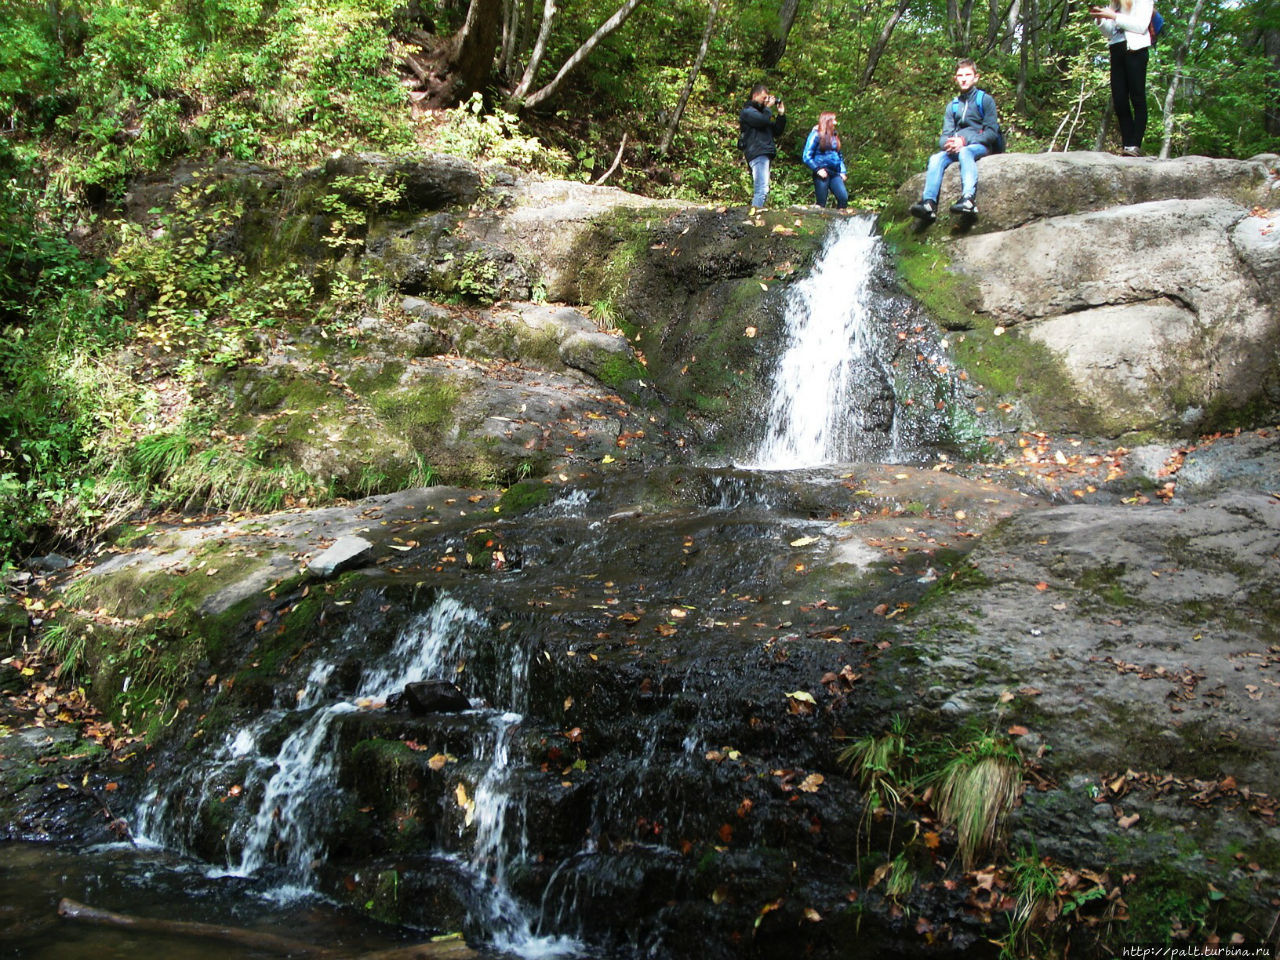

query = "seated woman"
(802, 111), (848, 209)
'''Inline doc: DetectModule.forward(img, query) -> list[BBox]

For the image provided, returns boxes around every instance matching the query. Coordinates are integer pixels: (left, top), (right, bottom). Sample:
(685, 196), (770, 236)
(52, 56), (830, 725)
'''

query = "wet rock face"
(899, 151), (1280, 436)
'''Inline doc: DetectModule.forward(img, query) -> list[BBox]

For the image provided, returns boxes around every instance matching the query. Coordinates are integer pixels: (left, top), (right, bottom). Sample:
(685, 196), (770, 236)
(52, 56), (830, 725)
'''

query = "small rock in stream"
(398, 680), (472, 715)
(307, 536), (373, 578)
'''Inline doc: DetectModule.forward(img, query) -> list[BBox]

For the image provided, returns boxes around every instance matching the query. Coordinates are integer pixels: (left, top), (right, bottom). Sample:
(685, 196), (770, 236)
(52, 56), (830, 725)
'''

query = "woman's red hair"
(816, 112), (839, 152)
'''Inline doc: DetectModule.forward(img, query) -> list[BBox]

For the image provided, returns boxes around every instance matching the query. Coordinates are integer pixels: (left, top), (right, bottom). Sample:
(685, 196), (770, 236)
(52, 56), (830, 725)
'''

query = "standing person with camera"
(739, 84), (787, 215)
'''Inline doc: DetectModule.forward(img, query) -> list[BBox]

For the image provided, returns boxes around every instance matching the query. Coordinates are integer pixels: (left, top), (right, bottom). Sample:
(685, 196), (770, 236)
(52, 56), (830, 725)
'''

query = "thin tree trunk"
(958, 0), (976, 51)
(762, 0), (801, 67)
(1094, 95), (1113, 149)
(659, 0), (721, 155)
(593, 134), (629, 183)
(520, 0), (647, 109)
(1003, 0), (1020, 54)
(499, 0), (518, 79)
(1160, 0), (1207, 158)
(985, 0), (1002, 51)
(511, 0), (557, 101)
(861, 0), (911, 88)
(1266, 13), (1280, 136)
(1016, 0), (1031, 113)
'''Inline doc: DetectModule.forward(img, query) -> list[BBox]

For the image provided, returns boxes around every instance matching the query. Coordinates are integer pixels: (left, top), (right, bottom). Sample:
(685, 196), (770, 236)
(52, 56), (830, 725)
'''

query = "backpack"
(1148, 8), (1165, 45)
(950, 88), (1005, 154)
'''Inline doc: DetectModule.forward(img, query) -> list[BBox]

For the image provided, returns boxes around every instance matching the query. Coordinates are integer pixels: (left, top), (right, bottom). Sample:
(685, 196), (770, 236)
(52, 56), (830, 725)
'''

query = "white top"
(1098, 0), (1153, 50)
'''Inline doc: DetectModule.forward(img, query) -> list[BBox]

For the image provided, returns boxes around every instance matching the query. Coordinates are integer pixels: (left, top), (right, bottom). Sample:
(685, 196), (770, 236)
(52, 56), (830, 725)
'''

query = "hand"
(817, 169), (828, 179)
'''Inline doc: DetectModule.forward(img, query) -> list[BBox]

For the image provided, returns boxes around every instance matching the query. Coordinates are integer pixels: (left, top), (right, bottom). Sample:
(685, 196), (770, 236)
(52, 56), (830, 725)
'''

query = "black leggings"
(1109, 43), (1149, 149)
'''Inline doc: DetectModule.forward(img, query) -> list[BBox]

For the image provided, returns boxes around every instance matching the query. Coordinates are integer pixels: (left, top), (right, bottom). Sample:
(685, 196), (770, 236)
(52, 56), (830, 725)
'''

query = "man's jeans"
(922, 144), (989, 202)
(749, 155), (771, 208)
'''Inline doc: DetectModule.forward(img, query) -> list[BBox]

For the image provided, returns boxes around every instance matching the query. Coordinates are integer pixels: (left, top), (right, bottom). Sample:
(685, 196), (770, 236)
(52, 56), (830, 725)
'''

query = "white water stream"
(134, 593), (579, 956)
(750, 214), (901, 468)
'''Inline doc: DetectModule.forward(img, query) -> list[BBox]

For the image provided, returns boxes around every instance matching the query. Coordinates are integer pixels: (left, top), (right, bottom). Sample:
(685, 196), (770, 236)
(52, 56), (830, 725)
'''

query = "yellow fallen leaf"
(798, 773), (824, 793)
(602, 455), (616, 464)
(785, 690), (816, 704)
(790, 535), (819, 547)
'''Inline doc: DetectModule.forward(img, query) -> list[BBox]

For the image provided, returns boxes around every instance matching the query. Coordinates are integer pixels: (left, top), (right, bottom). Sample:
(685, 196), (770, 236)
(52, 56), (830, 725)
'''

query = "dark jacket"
(938, 88), (1000, 153)
(739, 100), (787, 162)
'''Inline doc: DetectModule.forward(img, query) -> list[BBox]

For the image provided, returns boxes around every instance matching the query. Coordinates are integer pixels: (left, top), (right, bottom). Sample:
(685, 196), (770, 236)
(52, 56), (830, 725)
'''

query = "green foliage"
(840, 718), (1024, 871)
(435, 93), (570, 174)
(1000, 847), (1062, 960)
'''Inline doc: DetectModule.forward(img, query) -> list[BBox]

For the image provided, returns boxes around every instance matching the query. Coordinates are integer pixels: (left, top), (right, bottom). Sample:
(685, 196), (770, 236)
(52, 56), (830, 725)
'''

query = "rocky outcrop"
(899, 151), (1280, 436)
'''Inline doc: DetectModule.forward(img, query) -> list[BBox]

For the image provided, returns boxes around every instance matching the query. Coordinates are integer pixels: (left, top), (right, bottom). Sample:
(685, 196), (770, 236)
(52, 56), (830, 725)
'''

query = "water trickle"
(133, 592), (583, 957)
(750, 215), (904, 468)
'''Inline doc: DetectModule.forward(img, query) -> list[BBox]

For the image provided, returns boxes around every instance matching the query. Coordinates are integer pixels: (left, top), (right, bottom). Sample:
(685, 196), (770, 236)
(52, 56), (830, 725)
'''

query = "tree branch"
(520, 0), (646, 109)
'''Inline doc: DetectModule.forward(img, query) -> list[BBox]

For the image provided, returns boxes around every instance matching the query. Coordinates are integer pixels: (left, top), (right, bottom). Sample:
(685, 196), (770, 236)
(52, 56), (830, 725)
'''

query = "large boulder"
(899, 150), (1278, 234)
(897, 151), (1280, 436)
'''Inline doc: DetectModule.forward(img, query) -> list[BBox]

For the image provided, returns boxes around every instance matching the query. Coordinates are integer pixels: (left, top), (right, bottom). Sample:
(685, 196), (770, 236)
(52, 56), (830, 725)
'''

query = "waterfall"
(750, 215), (903, 468)
(133, 593), (577, 956)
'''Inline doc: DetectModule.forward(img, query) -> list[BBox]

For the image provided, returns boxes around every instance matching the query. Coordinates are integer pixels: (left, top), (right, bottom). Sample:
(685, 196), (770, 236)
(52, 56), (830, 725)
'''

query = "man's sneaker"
(908, 199), (937, 222)
(950, 196), (978, 216)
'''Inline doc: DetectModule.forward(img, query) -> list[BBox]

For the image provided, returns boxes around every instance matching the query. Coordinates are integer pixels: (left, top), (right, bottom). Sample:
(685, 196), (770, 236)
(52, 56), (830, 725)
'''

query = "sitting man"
(909, 58), (1000, 222)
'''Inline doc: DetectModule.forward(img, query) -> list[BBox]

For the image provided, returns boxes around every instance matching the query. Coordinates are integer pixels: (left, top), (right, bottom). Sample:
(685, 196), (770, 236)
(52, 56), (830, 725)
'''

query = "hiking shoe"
(908, 199), (937, 223)
(950, 196), (978, 216)
(1122, 145), (1142, 157)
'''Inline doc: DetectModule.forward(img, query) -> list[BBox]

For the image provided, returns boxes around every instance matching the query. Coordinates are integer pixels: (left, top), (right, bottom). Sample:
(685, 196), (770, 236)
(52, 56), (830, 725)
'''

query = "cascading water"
(134, 593), (579, 956)
(750, 215), (906, 469)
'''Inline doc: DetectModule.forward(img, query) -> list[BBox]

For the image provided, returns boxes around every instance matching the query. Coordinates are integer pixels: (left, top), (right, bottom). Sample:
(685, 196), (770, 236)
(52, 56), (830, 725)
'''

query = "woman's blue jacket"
(802, 129), (846, 176)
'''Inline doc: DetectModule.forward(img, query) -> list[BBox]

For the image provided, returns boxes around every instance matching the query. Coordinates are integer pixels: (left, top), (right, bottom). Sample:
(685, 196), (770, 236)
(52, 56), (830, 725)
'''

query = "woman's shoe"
(1122, 145), (1142, 157)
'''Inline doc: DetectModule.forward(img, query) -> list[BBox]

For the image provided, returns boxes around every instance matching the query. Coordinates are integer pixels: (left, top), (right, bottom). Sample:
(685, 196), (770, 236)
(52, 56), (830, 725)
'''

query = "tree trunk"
(1016, 0), (1032, 114)
(520, 0), (647, 109)
(1159, 0), (1207, 158)
(761, 0), (801, 68)
(985, 0), (1002, 52)
(1003, 0), (1020, 54)
(1093, 95), (1113, 149)
(511, 0), (557, 101)
(659, 0), (721, 155)
(414, 0), (503, 108)
(1264, 21), (1280, 136)
(499, 0), (518, 79)
(861, 0), (911, 88)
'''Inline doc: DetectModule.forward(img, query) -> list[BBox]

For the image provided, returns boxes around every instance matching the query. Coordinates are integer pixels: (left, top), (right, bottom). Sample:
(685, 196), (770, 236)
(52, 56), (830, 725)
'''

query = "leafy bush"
(435, 93), (570, 174)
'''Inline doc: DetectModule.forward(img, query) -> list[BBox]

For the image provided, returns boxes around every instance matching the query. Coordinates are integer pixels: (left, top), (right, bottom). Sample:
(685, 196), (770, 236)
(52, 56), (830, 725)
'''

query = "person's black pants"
(1109, 43), (1149, 149)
